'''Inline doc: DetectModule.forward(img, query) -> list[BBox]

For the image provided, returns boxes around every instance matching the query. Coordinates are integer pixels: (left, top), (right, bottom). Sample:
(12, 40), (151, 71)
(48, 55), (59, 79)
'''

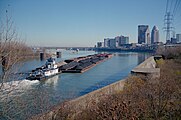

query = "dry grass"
(70, 59), (181, 120)
(45, 58), (181, 120)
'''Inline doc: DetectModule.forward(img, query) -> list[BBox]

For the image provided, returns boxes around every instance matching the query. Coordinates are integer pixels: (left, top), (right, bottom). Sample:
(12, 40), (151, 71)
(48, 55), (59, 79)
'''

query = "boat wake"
(44, 75), (59, 86)
(1, 79), (39, 90)
(0, 79), (39, 99)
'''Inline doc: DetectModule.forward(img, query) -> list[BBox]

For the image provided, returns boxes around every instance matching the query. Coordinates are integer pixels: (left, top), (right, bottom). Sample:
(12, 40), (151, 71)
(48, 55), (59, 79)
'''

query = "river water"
(0, 50), (151, 119)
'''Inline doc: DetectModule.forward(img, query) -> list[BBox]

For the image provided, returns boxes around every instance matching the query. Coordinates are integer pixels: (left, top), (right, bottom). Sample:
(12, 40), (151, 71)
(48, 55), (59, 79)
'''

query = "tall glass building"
(138, 25), (150, 44)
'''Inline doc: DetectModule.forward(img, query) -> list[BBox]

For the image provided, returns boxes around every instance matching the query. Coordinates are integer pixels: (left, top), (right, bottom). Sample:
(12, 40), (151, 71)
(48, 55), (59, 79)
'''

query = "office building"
(116, 36), (129, 46)
(151, 26), (159, 44)
(97, 42), (104, 48)
(104, 38), (110, 47)
(115, 36), (120, 47)
(138, 25), (150, 44)
(171, 38), (177, 44)
(176, 34), (181, 43)
(120, 36), (129, 45)
(109, 39), (117, 48)
(115, 38), (119, 47)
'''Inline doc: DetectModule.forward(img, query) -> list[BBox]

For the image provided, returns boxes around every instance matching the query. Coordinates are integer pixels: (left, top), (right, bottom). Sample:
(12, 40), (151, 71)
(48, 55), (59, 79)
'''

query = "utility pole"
(163, 12), (174, 43)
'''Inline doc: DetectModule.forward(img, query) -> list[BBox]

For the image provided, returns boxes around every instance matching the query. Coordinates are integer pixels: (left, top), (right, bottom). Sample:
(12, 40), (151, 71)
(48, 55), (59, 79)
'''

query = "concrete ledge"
(131, 56), (160, 78)
(134, 56), (156, 69)
(131, 68), (160, 73)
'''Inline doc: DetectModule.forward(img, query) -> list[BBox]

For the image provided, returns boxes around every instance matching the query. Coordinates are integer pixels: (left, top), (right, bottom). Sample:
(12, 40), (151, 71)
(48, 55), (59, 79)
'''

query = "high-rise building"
(151, 26), (159, 44)
(104, 38), (110, 47)
(109, 39), (117, 48)
(97, 42), (104, 48)
(116, 36), (129, 46)
(176, 34), (181, 43)
(115, 37), (119, 47)
(138, 25), (150, 44)
(120, 36), (129, 45)
(115, 36), (120, 47)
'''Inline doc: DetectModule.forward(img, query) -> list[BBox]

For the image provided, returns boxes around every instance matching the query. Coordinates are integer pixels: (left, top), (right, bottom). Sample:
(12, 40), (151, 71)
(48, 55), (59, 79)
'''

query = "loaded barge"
(59, 53), (113, 73)
(26, 53), (113, 80)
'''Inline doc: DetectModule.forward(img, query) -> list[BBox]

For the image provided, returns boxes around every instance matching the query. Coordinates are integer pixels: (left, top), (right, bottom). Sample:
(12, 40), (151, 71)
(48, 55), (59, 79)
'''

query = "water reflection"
(44, 75), (59, 87)
(137, 53), (151, 65)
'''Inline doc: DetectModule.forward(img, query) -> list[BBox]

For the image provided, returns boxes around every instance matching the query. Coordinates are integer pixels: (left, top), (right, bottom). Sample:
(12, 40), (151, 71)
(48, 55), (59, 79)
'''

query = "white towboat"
(26, 57), (60, 80)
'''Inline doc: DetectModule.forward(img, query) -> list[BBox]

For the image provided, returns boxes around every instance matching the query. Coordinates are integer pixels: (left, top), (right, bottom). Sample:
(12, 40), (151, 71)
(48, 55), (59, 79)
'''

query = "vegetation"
(74, 59), (180, 120)
(156, 46), (181, 59)
(0, 12), (46, 120)
(0, 12), (35, 85)
(34, 47), (181, 120)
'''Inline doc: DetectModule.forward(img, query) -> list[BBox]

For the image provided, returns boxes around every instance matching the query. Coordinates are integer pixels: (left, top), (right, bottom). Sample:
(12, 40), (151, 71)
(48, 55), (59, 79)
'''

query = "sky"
(0, 0), (181, 47)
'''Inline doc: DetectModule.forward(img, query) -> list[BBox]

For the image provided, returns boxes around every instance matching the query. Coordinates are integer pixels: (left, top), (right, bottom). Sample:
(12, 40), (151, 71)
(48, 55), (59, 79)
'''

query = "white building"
(151, 26), (159, 44)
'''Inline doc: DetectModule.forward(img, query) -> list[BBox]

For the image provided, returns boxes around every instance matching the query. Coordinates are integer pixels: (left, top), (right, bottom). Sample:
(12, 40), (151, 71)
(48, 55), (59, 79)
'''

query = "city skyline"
(0, 0), (181, 47)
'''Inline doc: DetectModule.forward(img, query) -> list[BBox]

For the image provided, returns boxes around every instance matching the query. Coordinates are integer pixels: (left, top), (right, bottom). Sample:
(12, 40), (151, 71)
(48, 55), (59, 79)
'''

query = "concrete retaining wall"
(131, 56), (160, 78)
(135, 56), (156, 68)
(68, 79), (126, 111)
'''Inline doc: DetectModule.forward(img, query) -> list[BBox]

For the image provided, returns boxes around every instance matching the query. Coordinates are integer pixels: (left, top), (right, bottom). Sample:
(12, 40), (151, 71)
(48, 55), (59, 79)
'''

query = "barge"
(59, 53), (113, 73)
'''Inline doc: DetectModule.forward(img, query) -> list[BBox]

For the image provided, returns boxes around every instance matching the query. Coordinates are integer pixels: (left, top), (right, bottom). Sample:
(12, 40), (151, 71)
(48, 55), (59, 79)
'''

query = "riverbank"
(31, 55), (166, 120)
(95, 47), (155, 53)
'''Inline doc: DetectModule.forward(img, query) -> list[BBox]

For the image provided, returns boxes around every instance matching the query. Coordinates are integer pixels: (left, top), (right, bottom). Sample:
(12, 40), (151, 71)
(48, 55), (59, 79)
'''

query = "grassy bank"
(73, 59), (180, 120)
(43, 60), (180, 120)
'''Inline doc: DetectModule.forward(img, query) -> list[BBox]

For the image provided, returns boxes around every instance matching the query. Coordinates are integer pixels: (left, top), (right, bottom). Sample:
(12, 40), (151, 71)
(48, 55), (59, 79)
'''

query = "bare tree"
(0, 11), (39, 120)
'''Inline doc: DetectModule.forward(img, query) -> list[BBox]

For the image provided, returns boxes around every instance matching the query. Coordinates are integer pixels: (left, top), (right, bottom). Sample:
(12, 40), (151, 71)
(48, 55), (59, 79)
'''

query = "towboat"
(26, 57), (60, 80)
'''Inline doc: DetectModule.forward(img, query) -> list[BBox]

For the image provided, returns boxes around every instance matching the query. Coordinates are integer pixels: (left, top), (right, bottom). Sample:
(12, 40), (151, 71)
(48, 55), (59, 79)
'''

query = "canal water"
(0, 50), (151, 120)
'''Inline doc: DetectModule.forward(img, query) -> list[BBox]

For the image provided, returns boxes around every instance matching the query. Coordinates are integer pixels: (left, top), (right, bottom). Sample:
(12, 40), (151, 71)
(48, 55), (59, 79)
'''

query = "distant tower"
(151, 26), (159, 44)
(138, 25), (150, 44)
(163, 12), (174, 43)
